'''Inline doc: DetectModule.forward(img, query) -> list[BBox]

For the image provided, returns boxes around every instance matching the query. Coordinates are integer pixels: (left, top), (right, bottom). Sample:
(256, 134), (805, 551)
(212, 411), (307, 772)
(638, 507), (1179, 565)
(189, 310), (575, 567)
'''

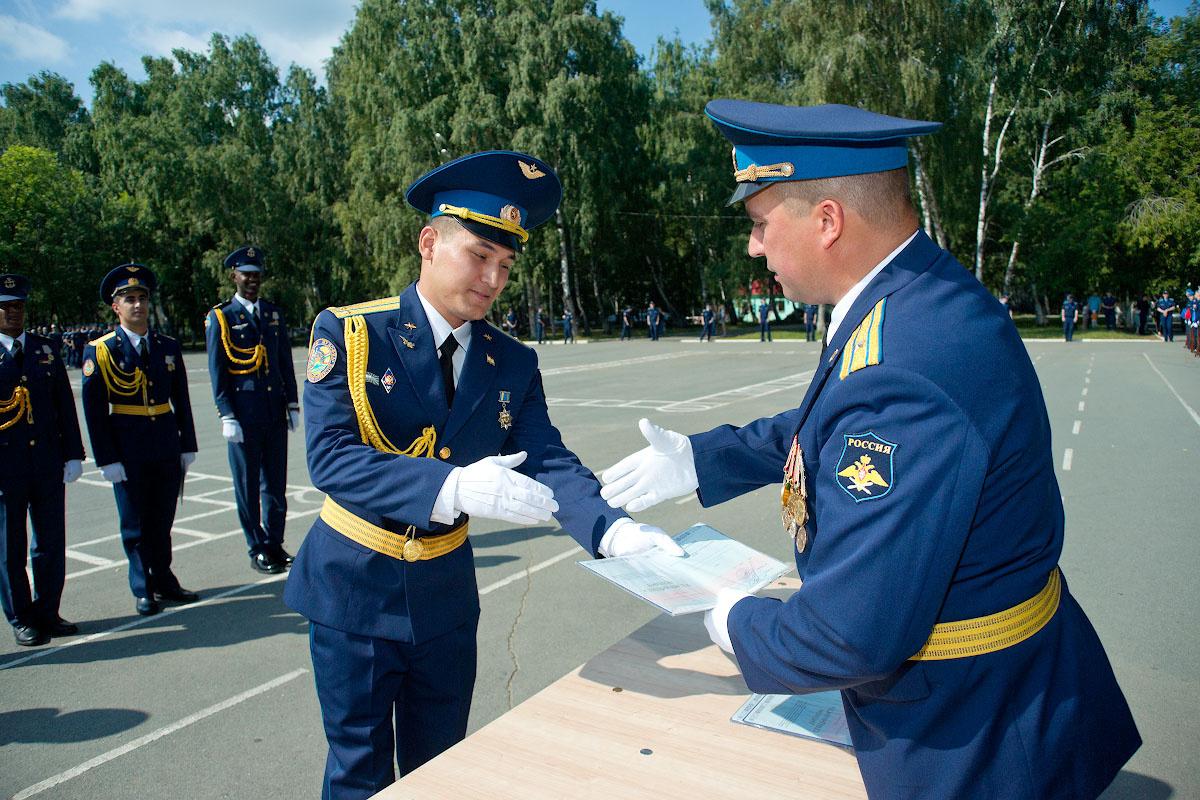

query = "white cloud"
(0, 15), (71, 62)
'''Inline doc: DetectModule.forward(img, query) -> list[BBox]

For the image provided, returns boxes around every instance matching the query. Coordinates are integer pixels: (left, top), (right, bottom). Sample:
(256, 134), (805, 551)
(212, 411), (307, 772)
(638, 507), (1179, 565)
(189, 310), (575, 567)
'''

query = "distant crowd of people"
(1058, 289), (1198, 345)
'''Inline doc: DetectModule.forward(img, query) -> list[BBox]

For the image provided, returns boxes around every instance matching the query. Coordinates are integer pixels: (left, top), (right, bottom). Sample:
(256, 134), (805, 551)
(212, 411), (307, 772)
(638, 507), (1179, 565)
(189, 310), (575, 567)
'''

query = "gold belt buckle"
(147, 405), (157, 416)
(401, 526), (425, 562)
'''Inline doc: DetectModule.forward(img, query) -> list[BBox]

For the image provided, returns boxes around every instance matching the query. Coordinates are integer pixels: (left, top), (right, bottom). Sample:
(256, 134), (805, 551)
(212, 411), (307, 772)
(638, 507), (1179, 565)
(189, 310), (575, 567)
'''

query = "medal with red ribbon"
(781, 434), (808, 552)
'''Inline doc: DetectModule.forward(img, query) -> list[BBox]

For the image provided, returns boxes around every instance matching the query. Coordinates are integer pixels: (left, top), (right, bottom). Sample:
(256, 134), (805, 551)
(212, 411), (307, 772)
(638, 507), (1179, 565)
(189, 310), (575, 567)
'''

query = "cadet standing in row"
(284, 150), (681, 799)
(0, 275), (86, 646)
(1157, 290), (1176, 342)
(620, 305), (633, 340)
(1062, 293), (1079, 341)
(602, 100), (1139, 800)
(646, 301), (660, 340)
(699, 302), (715, 341)
(82, 266), (199, 616)
(206, 247), (300, 574)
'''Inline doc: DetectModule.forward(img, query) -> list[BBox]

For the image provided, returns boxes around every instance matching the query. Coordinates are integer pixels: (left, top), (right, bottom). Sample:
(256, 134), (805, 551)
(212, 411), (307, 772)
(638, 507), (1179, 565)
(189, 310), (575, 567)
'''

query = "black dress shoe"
(250, 552), (286, 574)
(14, 624), (48, 647)
(156, 586), (199, 604)
(276, 547), (294, 566)
(40, 616), (79, 636)
(135, 597), (160, 616)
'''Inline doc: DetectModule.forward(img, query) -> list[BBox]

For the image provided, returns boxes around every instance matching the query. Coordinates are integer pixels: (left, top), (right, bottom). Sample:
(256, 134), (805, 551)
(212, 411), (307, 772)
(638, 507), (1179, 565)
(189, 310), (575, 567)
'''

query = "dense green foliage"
(1, 0), (1196, 335)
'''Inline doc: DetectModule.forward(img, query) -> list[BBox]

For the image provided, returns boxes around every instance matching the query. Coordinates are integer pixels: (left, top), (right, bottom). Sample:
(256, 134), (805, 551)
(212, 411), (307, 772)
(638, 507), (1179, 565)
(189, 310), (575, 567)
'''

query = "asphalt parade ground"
(1, 331), (1196, 799)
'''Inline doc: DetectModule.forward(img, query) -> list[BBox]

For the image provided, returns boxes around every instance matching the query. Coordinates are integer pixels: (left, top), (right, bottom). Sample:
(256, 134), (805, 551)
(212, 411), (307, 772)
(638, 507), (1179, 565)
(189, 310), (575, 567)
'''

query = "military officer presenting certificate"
(601, 101), (1140, 800)
(284, 150), (681, 799)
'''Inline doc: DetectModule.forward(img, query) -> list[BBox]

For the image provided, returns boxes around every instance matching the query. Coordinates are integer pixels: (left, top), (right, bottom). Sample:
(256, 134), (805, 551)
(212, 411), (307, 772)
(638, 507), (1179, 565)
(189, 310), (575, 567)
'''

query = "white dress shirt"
(826, 230), (918, 343)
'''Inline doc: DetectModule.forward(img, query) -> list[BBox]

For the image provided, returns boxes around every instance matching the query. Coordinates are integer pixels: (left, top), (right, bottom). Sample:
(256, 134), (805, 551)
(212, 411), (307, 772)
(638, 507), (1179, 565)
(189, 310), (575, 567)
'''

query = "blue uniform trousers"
(760, 319), (771, 341)
(114, 458), (184, 598)
(310, 618), (478, 799)
(620, 323), (631, 340)
(1063, 319), (1075, 341)
(699, 322), (714, 341)
(227, 421), (288, 557)
(1162, 314), (1174, 341)
(0, 474), (66, 627)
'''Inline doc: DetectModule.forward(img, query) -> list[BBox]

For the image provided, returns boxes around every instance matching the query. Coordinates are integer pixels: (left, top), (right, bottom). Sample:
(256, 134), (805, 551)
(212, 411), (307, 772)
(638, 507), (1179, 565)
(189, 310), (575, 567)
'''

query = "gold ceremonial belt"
(110, 402), (172, 417)
(320, 497), (468, 562)
(909, 568), (1061, 661)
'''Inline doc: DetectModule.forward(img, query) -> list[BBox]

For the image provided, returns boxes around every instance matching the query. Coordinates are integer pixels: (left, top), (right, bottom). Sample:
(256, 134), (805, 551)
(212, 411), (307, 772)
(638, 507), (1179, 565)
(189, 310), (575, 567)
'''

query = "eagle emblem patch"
(835, 432), (896, 502)
(307, 338), (337, 383)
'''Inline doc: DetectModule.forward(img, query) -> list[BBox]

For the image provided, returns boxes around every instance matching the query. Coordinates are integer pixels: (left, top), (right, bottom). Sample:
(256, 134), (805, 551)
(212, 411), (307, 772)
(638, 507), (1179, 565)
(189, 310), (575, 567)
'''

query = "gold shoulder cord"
(0, 386), (31, 429)
(214, 309), (267, 375)
(94, 341), (148, 406)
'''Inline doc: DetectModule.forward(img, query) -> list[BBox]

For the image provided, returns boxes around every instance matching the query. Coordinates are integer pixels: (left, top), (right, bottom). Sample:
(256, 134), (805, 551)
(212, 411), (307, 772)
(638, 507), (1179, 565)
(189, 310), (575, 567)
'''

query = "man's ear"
(815, 199), (845, 251)
(418, 225), (439, 261)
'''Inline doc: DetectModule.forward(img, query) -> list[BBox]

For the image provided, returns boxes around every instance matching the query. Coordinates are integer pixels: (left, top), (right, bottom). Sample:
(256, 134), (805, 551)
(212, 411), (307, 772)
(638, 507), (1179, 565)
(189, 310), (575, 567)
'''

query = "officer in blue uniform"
(621, 305), (633, 340)
(804, 303), (819, 340)
(534, 306), (546, 343)
(206, 247), (300, 574)
(562, 309), (574, 343)
(601, 101), (1139, 800)
(646, 301), (660, 340)
(82, 266), (199, 617)
(283, 150), (681, 799)
(1061, 293), (1079, 341)
(699, 302), (715, 341)
(0, 275), (86, 646)
(505, 307), (517, 337)
(758, 299), (772, 341)
(1156, 290), (1176, 342)
(1101, 290), (1117, 330)
(1186, 289), (1199, 354)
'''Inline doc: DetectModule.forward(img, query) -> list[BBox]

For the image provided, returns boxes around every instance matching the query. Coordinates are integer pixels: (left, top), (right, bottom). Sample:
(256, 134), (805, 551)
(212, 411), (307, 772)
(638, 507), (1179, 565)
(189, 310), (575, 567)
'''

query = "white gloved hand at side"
(180, 452), (196, 475)
(598, 518), (686, 558)
(703, 587), (751, 654)
(99, 462), (127, 483)
(600, 418), (697, 512)
(222, 418), (244, 443)
(287, 407), (300, 431)
(63, 459), (83, 484)
(454, 451), (558, 525)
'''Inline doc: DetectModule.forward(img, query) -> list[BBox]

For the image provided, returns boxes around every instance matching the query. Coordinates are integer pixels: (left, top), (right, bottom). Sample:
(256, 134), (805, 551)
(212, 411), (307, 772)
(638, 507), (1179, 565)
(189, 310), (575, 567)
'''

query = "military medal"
(402, 526), (424, 562)
(782, 434), (808, 552)
(498, 390), (513, 430)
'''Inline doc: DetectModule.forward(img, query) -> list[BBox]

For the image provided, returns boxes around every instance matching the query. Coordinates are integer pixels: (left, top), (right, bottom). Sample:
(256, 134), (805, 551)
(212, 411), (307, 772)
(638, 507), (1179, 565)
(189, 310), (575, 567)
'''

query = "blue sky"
(0, 0), (1192, 109)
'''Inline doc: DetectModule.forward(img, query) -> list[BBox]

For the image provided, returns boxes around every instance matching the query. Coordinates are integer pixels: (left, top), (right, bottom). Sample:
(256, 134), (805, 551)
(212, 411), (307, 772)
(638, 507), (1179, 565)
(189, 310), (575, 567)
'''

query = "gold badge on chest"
(498, 390), (513, 430)
(782, 434), (808, 553)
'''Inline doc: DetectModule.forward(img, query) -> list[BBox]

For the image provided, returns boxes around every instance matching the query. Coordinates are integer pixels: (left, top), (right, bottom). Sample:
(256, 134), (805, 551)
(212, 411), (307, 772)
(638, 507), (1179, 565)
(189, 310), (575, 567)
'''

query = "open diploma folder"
(577, 524), (789, 615)
(731, 692), (854, 749)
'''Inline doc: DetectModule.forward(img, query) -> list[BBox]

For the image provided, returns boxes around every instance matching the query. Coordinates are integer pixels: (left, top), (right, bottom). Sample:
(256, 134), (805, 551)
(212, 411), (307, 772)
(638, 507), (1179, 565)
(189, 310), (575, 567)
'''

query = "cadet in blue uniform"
(562, 309), (574, 343)
(804, 303), (819, 340)
(699, 302), (715, 341)
(206, 247), (301, 574)
(505, 308), (517, 337)
(283, 150), (681, 799)
(1102, 291), (1117, 330)
(621, 305), (633, 340)
(82, 266), (199, 616)
(758, 299), (772, 341)
(1156, 290), (1175, 342)
(1061, 293), (1079, 341)
(0, 275), (86, 646)
(601, 101), (1139, 800)
(646, 301), (660, 340)
(1187, 289), (1199, 354)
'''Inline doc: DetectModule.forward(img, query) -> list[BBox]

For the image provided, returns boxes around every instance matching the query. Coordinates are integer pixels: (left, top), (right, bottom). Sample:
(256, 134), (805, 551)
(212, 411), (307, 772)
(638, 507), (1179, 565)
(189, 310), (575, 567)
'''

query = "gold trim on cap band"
(437, 203), (529, 243)
(909, 568), (1061, 661)
(320, 497), (467, 561)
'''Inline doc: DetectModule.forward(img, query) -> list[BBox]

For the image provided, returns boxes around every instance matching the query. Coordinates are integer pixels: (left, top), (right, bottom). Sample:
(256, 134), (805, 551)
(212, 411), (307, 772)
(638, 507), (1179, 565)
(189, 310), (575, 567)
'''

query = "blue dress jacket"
(689, 231), (1139, 800)
(284, 283), (624, 644)
(0, 333), (84, 478)
(205, 298), (298, 425)
(81, 329), (198, 467)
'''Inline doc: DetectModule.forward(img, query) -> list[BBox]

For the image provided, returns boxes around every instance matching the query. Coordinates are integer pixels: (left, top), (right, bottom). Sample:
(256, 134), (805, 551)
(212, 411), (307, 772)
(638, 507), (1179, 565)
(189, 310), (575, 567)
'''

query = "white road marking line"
(674, 495), (698, 505)
(11, 668), (309, 800)
(1063, 449), (1074, 470)
(1078, 401), (1086, 411)
(1085, 377), (1091, 384)
(542, 351), (700, 376)
(1072, 420), (1082, 435)
(478, 547), (581, 596)
(1081, 388), (1088, 396)
(63, 549), (116, 566)
(549, 370), (814, 414)
(1143, 353), (1200, 429)
(171, 527), (216, 540)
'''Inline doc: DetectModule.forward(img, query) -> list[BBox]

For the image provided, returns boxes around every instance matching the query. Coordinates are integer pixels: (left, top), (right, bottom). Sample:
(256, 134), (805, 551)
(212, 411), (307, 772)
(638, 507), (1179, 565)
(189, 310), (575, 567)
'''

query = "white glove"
(63, 459), (83, 484)
(600, 418), (698, 512)
(598, 518), (686, 558)
(287, 408), (300, 432)
(180, 452), (196, 475)
(453, 451), (559, 525)
(222, 418), (244, 443)
(703, 587), (751, 654)
(100, 462), (127, 483)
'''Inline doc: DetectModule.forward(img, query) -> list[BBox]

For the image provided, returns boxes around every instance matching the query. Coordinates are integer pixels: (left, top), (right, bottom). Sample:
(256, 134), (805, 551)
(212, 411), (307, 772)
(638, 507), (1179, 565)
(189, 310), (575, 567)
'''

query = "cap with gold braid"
(101, 264), (157, 304)
(404, 150), (562, 252)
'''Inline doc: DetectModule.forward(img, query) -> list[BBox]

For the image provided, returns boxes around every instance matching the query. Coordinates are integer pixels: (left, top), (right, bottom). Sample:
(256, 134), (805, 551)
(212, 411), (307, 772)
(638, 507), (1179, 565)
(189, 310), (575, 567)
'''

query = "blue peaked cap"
(101, 264), (157, 304)
(224, 246), (264, 272)
(405, 151), (562, 252)
(705, 100), (942, 204)
(0, 274), (30, 302)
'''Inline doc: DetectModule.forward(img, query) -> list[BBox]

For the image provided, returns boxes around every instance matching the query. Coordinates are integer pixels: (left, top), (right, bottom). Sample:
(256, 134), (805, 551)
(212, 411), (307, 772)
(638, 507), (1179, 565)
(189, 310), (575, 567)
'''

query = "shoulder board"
(838, 297), (887, 380)
(329, 297), (401, 319)
(153, 331), (178, 345)
(89, 331), (117, 346)
(211, 302), (224, 311)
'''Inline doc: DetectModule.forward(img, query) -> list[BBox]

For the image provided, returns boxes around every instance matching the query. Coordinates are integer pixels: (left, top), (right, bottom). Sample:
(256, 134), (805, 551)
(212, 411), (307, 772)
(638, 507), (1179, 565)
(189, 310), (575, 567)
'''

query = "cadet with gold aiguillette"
(284, 150), (682, 800)
(601, 101), (1140, 800)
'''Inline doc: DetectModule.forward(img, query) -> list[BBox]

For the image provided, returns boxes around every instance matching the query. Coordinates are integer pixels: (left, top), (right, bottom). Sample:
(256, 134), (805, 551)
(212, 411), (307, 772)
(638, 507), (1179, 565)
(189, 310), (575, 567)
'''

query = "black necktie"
(439, 335), (459, 407)
(251, 306), (261, 331)
(137, 338), (148, 368)
(10, 339), (22, 370)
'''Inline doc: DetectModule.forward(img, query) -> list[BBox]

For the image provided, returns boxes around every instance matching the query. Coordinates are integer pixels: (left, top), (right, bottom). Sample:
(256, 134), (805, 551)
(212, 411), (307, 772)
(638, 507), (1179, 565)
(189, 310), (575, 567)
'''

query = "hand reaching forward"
(600, 418), (697, 512)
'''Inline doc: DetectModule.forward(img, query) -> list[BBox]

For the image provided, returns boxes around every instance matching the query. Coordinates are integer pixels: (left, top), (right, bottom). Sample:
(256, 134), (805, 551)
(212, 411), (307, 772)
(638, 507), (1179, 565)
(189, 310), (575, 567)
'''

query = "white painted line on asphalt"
(674, 494), (698, 505)
(478, 547), (582, 596)
(1143, 353), (1200, 429)
(1081, 388), (1088, 396)
(11, 668), (309, 800)
(1063, 449), (1074, 470)
(0, 572), (291, 671)
(1078, 401), (1086, 411)
(171, 527), (216, 540)
(1085, 377), (1091, 384)
(63, 549), (116, 566)
(541, 351), (700, 377)
(549, 371), (814, 414)
(1072, 420), (1082, 435)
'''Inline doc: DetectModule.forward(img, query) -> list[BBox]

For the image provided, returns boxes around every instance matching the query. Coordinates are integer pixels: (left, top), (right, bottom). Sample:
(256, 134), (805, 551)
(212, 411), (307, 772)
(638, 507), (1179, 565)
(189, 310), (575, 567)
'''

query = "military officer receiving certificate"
(283, 150), (682, 800)
(601, 101), (1140, 800)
